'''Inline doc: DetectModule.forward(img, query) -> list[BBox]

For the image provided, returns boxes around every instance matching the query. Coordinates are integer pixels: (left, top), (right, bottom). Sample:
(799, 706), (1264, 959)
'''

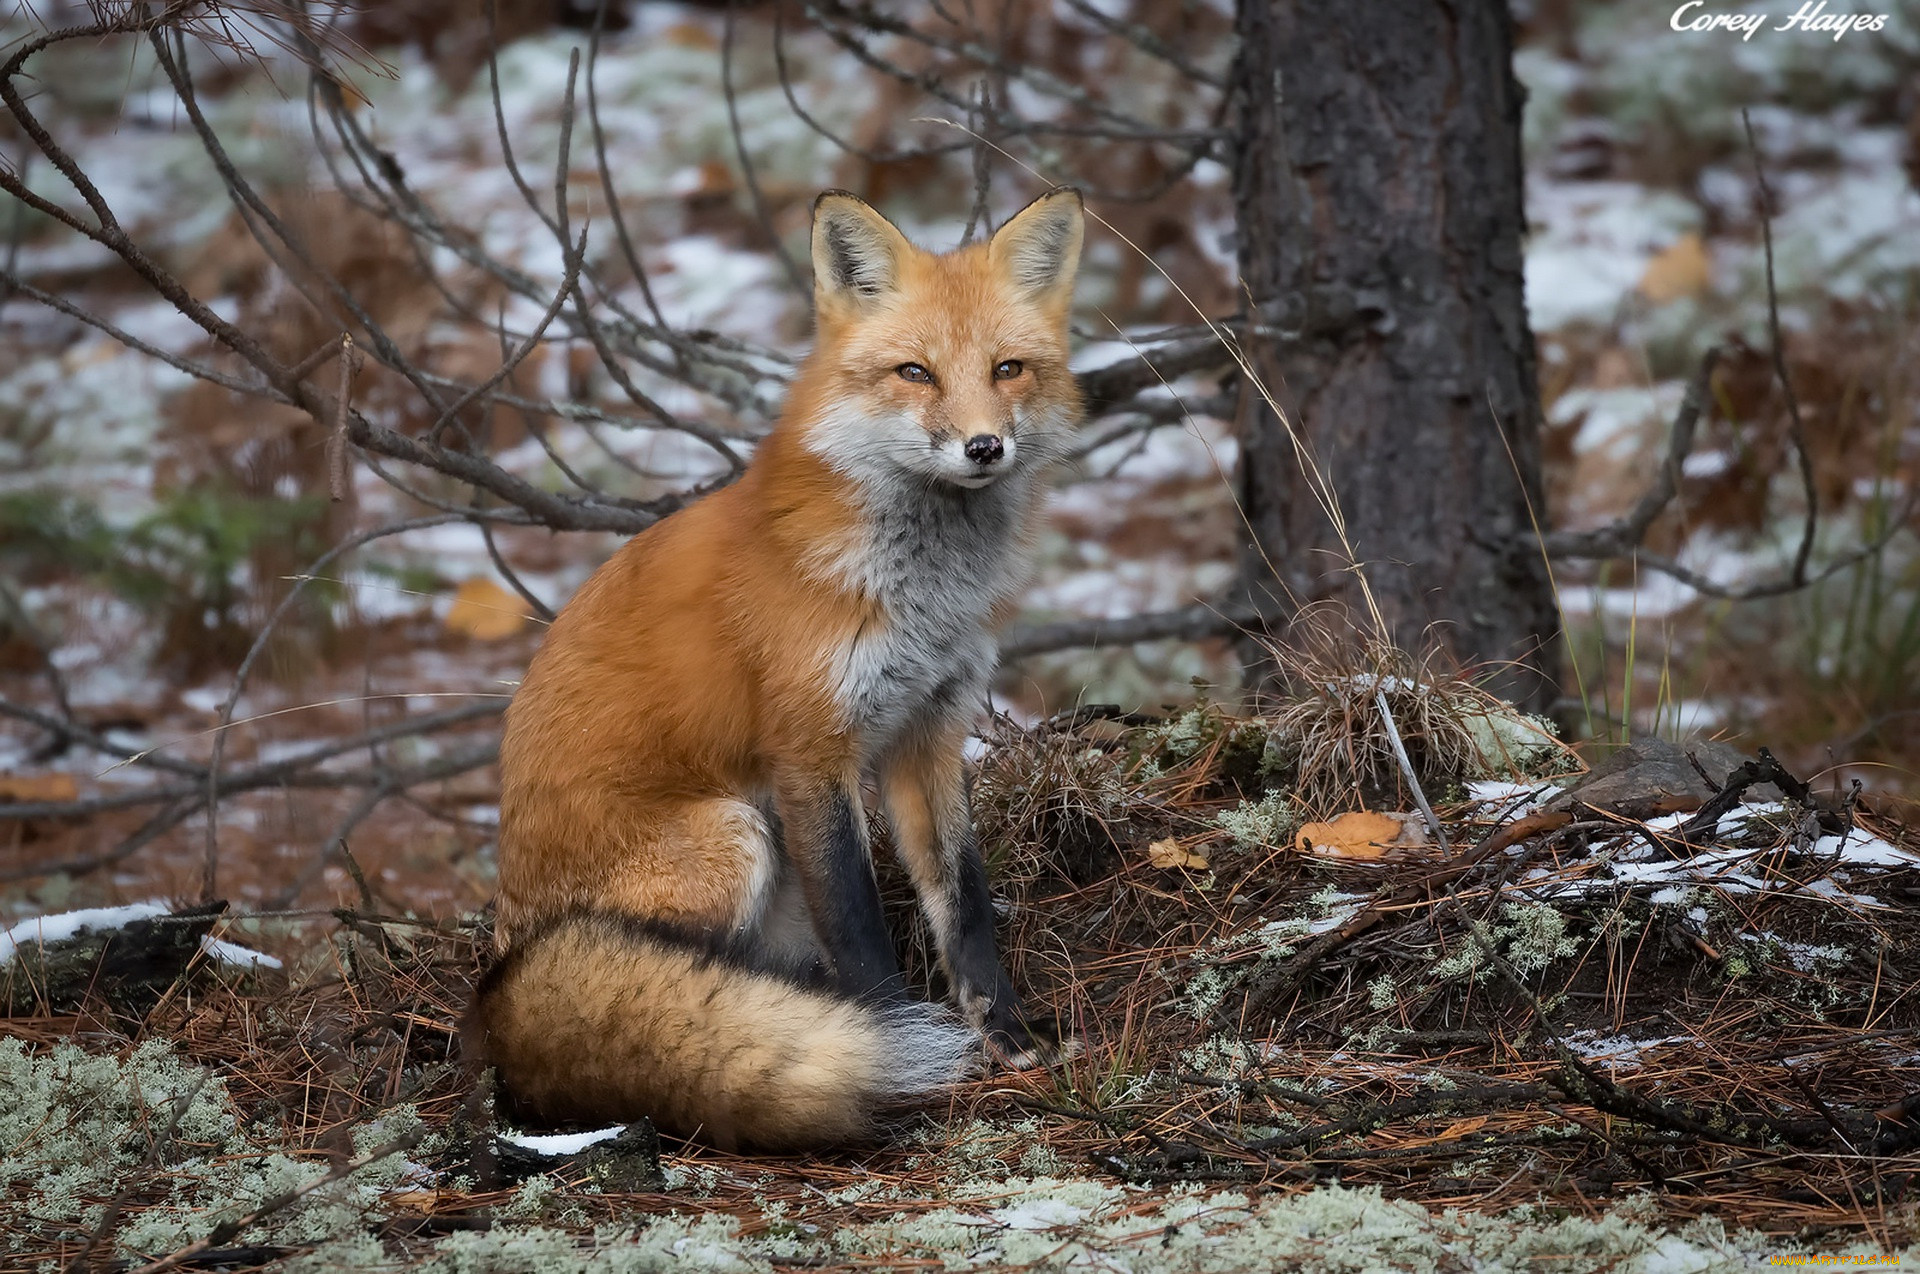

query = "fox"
(467, 187), (1086, 1152)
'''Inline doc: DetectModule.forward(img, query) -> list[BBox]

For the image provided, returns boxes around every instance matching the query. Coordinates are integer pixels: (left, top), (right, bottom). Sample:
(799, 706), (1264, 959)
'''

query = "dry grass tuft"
(1257, 613), (1568, 817)
(974, 715), (1138, 886)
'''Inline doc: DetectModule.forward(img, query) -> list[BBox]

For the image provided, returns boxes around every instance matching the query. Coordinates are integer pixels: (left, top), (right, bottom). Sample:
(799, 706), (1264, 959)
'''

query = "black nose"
(964, 434), (1005, 465)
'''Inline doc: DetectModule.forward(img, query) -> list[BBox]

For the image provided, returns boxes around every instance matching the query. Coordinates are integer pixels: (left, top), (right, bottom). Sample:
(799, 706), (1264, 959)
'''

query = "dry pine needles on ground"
(5, 687), (1920, 1269)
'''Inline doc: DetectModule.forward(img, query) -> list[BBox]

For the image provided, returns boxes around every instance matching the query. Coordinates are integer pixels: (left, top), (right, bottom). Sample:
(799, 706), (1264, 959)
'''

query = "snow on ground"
(0, 903), (170, 961)
(0, 903), (282, 969)
(1511, 802), (1920, 907)
(497, 1125), (628, 1156)
(1564, 1031), (1699, 1068)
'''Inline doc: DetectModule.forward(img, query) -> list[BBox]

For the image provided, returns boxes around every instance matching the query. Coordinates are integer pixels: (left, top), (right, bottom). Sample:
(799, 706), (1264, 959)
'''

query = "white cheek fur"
(804, 402), (1072, 490)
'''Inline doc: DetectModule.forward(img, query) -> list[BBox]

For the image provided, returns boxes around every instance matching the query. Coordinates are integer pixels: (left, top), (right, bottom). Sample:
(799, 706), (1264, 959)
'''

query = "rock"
(1545, 738), (1712, 820)
(487, 1118), (664, 1192)
(576, 1120), (665, 1192)
(2, 902), (227, 1016)
(1545, 736), (1784, 821)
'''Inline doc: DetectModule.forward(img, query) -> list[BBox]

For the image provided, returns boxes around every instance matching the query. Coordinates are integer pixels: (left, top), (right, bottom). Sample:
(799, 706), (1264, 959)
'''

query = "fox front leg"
(882, 727), (1069, 1067)
(777, 773), (906, 1004)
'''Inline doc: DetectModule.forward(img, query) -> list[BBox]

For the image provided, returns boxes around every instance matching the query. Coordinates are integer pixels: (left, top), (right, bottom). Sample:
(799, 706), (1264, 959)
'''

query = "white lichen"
(1214, 791), (1300, 850)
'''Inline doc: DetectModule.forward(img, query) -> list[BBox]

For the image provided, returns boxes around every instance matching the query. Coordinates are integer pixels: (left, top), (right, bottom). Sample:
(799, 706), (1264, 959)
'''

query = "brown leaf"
(444, 578), (529, 640)
(1147, 838), (1210, 870)
(0, 773), (80, 804)
(662, 21), (721, 49)
(1293, 810), (1427, 860)
(1638, 232), (1710, 304)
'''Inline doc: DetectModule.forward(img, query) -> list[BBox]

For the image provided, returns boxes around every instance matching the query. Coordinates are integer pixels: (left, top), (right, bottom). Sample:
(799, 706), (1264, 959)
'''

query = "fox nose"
(964, 434), (1005, 465)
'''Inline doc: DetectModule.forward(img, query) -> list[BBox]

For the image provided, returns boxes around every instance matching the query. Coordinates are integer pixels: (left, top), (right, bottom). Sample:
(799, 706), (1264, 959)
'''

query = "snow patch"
(0, 902), (283, 970)
(497, 1126), (628, 1156)
(0, 902), (170, 962)
(198, 937), (282, 970)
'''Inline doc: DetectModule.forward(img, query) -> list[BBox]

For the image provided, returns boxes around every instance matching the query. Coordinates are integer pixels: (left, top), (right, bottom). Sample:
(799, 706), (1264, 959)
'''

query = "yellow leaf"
(1293, 810), (1428, 860)
(0, 773), (80, 803)
(1638, 232), (1711, 304)
(1147, 838), (1210, 870)
(662, 21), (721, 49)
(444, 578), (529, 640)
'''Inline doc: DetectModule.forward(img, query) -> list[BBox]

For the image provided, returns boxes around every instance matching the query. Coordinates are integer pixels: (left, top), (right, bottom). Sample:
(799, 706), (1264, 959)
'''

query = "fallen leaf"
(1293, 810), (1428, 860)
(444, 578), (530, 640)
(1638, 232), (1710, 303)
(0, 773), (80, 803)
(662, 20), (721, 49)
(1147, 838), (1210, 870)
(690, 157), (735, 198)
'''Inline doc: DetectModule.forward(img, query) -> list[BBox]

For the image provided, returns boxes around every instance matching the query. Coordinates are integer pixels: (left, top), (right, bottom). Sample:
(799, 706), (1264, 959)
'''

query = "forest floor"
(7, 697), (1920, 1270)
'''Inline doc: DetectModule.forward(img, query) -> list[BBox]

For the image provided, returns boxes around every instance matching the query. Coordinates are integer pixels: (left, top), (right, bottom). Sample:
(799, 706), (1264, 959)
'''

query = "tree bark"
(1229, 0), (1558, 709)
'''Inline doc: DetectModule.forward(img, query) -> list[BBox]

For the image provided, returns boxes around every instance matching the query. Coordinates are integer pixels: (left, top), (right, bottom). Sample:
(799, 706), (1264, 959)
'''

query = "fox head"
(795, 188), (1084, 491)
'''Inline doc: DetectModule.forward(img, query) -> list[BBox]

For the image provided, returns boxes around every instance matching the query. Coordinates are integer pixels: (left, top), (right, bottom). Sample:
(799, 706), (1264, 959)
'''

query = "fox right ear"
(811, 192), (911, 315)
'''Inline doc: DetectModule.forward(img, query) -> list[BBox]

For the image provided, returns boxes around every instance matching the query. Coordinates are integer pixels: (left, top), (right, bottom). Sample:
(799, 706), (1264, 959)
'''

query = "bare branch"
(809, 0), (1215, 143)
(1742, 107), (1819, 587)
(1540, 348), (1718, 560)
(1057, 0), (1226, 89)
(1001, 601), (1273, 660)
(1076, 337), (1235, 418)
(1620, 514), (1913, 602)
(771, 3), (967, 166)
(724, 0), (808, 296)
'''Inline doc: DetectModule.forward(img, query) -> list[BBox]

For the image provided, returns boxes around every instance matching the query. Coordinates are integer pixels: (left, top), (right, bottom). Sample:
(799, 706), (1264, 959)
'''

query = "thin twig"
(1376, 688), (1449, 854)
(1541, 348), (1719, 560)
(725, 0), (808, 296)
(1742, 108), (1818, 587)
(326, 334), (358, 501)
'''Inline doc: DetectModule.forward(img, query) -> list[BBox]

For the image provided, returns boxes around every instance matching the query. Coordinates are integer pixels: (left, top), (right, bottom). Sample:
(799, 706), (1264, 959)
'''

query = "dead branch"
(1536, 115), (1894, 603)
(724, 0), (809, 296)
(1000, 601), (1274, 661)
(1241, 1083), (1547, 1155)
(1541, 348), (1719, 561)
(1077, 338), (1237, 418)
(0, 715), (501, 826)
(1743, 108), (1819, 587)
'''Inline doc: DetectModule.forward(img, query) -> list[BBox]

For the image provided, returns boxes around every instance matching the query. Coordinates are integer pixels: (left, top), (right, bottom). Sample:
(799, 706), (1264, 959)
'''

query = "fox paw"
(985, 1014), (1080, 1070)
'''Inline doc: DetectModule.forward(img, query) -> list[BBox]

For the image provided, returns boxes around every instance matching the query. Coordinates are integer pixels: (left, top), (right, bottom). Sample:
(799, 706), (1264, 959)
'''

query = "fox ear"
(989, 187), (1083, 306)
(811, 191), (911, 313)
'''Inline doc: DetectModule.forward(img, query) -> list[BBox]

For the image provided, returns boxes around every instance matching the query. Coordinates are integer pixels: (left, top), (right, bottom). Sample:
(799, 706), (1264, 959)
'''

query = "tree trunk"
(1229, 0), (1558, 709)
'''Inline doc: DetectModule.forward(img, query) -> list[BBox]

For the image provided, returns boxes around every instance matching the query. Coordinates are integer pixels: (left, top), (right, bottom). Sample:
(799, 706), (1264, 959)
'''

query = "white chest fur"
(823, 475), (1035, 749)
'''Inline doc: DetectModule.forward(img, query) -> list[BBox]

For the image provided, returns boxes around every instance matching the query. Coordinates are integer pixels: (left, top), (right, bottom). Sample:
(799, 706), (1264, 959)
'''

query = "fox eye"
(993, 359), (1024, 380)
(896, 363), (934, 384)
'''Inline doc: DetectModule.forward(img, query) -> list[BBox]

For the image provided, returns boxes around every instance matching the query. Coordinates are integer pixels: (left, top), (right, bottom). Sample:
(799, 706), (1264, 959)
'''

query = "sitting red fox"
(468, 188), (1085, 1150)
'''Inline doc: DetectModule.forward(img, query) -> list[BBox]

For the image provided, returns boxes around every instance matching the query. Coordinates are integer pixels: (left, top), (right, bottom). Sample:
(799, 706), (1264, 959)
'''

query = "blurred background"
(2, 0), (1917, 922)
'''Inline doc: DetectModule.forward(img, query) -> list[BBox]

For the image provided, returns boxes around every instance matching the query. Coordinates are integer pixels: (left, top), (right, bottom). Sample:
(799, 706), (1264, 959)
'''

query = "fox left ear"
(812, 191), (913, 316)
(989, 187), (1083, 307)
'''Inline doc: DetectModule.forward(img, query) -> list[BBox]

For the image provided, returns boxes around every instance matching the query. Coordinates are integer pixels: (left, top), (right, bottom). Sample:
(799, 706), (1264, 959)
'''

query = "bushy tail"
(468, 910), (975, 1151)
